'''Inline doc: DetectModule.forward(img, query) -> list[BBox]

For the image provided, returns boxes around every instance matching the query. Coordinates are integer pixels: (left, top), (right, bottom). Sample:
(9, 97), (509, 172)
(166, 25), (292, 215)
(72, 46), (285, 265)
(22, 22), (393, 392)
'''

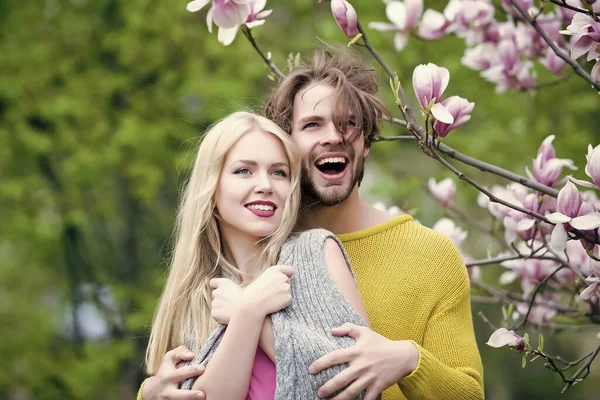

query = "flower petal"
(218, 25), (240, 46)
(186, 0), (211, 12)
(431, 103), (454, 124)
(394, 32), (409, 51)
(386, 1), (408, 29)
(570, 212), (600, 230)
(550, 223), (568, 252)
(580, 281), (599, 300)
(486, 328), (522, 348)
(517, 218), (535, 231)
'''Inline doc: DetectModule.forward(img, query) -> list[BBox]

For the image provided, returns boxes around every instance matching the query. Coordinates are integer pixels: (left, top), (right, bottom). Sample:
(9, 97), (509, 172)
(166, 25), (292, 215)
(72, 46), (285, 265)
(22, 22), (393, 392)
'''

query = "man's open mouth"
(315, 156), (348, 176)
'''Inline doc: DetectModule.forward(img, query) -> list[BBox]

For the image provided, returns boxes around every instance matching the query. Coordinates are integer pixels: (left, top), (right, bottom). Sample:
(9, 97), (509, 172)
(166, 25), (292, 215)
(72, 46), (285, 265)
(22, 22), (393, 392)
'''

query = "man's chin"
(308, 184), (353, 206)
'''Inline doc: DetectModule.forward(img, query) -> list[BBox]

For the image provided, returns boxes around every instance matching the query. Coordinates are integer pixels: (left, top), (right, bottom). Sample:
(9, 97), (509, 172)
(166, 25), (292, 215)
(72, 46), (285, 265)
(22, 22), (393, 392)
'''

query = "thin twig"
(241, 25), (285, 79)
(428, 145), (552, 222)
(510, 265), (565, 330)
(508, 0), (600, 91)
(549, 0), (600, 22)
(562, 342), (600, 391)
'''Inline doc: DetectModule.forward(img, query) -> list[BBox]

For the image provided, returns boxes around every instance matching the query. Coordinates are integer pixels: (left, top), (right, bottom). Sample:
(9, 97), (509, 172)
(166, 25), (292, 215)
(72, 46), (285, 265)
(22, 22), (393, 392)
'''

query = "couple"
(140, 49), (484, 400)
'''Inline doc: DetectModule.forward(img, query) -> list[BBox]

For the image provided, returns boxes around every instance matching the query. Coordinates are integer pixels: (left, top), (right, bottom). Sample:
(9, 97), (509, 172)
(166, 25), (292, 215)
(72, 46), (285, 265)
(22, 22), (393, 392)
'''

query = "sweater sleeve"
(398, 240), (484, 400)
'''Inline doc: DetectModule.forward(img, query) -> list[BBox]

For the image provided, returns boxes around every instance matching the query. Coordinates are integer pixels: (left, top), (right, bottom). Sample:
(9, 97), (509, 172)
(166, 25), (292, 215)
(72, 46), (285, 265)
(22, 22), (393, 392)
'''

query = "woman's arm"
(258, 317), (276, 362)
(323, 238), (370, 325)
(191, 304), (264, 400)
(192, 265), (294, 400)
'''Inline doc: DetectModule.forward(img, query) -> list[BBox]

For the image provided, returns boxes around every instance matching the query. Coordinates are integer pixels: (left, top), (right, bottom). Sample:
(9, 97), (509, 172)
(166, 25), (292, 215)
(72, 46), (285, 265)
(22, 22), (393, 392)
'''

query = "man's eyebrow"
(296, 115), (326, 126)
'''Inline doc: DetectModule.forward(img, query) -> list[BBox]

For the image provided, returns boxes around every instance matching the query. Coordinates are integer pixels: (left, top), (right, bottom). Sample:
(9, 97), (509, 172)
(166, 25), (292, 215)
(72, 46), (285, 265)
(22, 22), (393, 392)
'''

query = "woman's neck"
(220, 227), (264, 281)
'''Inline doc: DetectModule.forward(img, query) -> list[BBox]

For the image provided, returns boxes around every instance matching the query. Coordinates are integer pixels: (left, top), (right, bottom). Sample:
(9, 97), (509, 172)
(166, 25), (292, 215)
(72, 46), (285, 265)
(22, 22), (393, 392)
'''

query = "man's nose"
(319, 123), (344, 146)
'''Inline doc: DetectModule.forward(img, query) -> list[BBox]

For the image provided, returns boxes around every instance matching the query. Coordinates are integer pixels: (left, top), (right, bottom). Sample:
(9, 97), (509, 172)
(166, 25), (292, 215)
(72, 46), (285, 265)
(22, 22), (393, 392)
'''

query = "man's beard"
(300, 156), (365, 207)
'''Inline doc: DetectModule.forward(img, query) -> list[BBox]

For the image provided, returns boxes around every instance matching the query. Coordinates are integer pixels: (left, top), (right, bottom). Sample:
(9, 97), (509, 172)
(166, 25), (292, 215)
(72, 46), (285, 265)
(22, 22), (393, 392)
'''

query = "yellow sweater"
(338, 215), (484, 400)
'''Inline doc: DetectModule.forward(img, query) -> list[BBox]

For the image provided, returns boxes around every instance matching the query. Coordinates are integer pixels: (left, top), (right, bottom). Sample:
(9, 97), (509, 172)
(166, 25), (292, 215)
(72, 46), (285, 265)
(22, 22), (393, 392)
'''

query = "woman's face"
(215, 130), (292, 240)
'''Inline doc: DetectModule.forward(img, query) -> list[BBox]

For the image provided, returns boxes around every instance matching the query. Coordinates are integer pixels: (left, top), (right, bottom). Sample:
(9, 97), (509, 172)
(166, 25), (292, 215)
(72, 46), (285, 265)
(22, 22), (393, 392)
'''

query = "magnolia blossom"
(546, 181), (586, 251)
(412, 63), (454, 123)
(461, 43), (500, 71)
(432, 95), (474, 137)
(516, 296), (558, 325)
(187, 0), (251, 28)
(418, 9), (450, 39)
(528, 135), (577, 187)
(581, 254), (600, 300)
(541, 47), (566, 75)
(486, 328), (525, 349)
(369, 0), (423, 51)
(571, 144), (600, 190)
(560, 14), (600, 61)
(443, 0), (495, 34)
(432, 218), (467, 246)
(500, 244), (561, 296)
(331, 0), (358, 38)
(480, 40), (536, 92)
(428, 177), (456, 205)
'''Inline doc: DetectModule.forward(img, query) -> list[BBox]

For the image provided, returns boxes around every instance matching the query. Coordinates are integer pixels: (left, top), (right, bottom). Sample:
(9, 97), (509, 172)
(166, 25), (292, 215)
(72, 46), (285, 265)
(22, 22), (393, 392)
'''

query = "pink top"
(246, 346), (276, 400)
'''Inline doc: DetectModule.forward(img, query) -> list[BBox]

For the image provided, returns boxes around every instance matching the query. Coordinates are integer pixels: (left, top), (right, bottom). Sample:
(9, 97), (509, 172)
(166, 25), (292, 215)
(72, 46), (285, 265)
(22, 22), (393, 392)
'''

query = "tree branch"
(509, 0), (600, 91)
(241, 25), (285, 79)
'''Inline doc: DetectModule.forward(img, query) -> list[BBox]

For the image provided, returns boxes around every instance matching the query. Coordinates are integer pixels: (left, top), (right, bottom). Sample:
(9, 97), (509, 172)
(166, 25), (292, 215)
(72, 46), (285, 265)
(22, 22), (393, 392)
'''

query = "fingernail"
(186, 351), (194, 357)
(308, 364), (315, 374)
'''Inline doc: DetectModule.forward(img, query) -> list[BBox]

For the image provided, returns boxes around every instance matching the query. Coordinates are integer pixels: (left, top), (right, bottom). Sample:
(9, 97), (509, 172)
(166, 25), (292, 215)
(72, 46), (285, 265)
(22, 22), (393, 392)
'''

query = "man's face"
(291, 83), (369, 206)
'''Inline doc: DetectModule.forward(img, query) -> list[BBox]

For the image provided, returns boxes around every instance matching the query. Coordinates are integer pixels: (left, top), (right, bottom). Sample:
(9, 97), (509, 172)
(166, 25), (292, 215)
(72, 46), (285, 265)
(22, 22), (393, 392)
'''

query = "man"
(141, 49), (484, 400)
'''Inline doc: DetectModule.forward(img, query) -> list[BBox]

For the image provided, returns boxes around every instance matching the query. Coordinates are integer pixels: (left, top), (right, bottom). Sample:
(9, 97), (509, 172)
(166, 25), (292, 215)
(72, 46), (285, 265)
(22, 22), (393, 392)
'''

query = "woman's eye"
(272, 170), (288, 178)
(303, 122), (318, 129)
(234, 168), (251, 175)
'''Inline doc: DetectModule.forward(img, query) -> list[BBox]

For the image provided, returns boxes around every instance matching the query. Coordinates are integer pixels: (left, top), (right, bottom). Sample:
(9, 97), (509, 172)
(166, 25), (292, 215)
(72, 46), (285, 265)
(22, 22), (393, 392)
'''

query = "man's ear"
(363, 146), (370, 158)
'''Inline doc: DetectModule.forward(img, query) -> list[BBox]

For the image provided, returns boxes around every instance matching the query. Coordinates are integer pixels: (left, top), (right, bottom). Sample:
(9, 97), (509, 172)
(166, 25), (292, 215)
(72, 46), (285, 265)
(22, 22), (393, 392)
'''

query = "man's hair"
(263, 47), (389, 148)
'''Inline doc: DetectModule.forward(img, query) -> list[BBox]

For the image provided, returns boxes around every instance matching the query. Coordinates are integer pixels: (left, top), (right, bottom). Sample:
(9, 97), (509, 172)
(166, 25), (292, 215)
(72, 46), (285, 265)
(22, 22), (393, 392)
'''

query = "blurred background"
(1, 0), (599, 398)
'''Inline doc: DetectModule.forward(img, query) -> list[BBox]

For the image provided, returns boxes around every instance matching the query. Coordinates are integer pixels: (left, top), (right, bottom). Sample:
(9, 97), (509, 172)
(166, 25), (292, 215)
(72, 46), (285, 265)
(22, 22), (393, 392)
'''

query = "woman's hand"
(209, 278), (244, 325)
(142, 346), (206, 400)
(243, 265), (295, 316)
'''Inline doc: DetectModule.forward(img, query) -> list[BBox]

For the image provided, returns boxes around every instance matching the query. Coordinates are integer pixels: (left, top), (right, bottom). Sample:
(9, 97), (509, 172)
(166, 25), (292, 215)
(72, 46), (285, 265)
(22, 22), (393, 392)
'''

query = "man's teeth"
(316, 157), (346, 166)
(247, 204), (274, 211)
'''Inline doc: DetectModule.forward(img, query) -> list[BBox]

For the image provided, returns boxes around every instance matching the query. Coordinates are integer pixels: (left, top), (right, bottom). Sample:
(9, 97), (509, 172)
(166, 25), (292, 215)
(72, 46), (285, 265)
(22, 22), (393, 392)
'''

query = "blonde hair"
(145, 111), (301, 374)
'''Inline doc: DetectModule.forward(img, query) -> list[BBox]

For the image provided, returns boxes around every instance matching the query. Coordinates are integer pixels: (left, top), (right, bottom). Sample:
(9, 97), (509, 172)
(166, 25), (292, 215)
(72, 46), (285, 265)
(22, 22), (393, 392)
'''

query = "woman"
(141, 111), (372, 400)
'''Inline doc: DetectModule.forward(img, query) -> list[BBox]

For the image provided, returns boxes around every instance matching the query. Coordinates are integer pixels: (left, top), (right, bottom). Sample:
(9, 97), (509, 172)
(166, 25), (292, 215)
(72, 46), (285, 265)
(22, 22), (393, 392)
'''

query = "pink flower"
(571, 144), (600, 191)
(546, 181), (583, 251)
(486, 328), (525, 349)
(369, 0), (423, 51)
(331, 0), (359, 38)
(428, 177), (456, 205)
(412, 63), (453, 123)
(432, 95), (474, 137)
(541, 47), (566, 75)
(245, 0), (273, 28)
(418, 9), (450, 39)
(461, 43), (499, 71)
(560, 14), (600, 61)
(529, 135), (577, 187)
(187, 0), (252, 29)
(443, 0), (495, 33)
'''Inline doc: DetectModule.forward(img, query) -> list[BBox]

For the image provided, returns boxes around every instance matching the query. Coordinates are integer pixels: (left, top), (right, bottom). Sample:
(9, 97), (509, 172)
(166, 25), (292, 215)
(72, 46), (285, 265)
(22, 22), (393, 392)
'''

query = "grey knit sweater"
(180, 229), (379, 399)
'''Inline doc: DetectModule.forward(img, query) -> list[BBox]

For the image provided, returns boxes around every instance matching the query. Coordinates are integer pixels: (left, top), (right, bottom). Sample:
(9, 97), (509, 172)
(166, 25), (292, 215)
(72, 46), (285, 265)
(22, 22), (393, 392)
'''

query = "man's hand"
(142, 346), (206, 400)
(308, 323), (419, 400)
(209, 278), (244, 325)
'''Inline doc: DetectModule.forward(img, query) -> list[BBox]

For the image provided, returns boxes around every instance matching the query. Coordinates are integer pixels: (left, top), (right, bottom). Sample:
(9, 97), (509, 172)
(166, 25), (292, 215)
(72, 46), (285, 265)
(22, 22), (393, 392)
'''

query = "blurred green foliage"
(1, 0), (599, 398)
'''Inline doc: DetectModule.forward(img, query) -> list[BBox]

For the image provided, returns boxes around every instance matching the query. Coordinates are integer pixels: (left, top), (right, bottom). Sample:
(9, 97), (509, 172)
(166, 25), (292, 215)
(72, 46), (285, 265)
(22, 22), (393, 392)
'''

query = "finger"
(331, 323), (362, 339)
(162, 388), (206, 400)
(364, 385), (383, 400)
(166, 346), (195, 365)
(209, 278), (223, 289)
(329, 374), (372, 400)
(309, 348), (354, 374)
(278, 265), (295, 278)
(317, 366), (360, 398)
(168, 364), (205, 383)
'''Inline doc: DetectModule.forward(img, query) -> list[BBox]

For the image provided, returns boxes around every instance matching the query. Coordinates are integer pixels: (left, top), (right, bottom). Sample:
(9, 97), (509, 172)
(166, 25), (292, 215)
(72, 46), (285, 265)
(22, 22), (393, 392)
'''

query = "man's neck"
(298, 187), (392, 235)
